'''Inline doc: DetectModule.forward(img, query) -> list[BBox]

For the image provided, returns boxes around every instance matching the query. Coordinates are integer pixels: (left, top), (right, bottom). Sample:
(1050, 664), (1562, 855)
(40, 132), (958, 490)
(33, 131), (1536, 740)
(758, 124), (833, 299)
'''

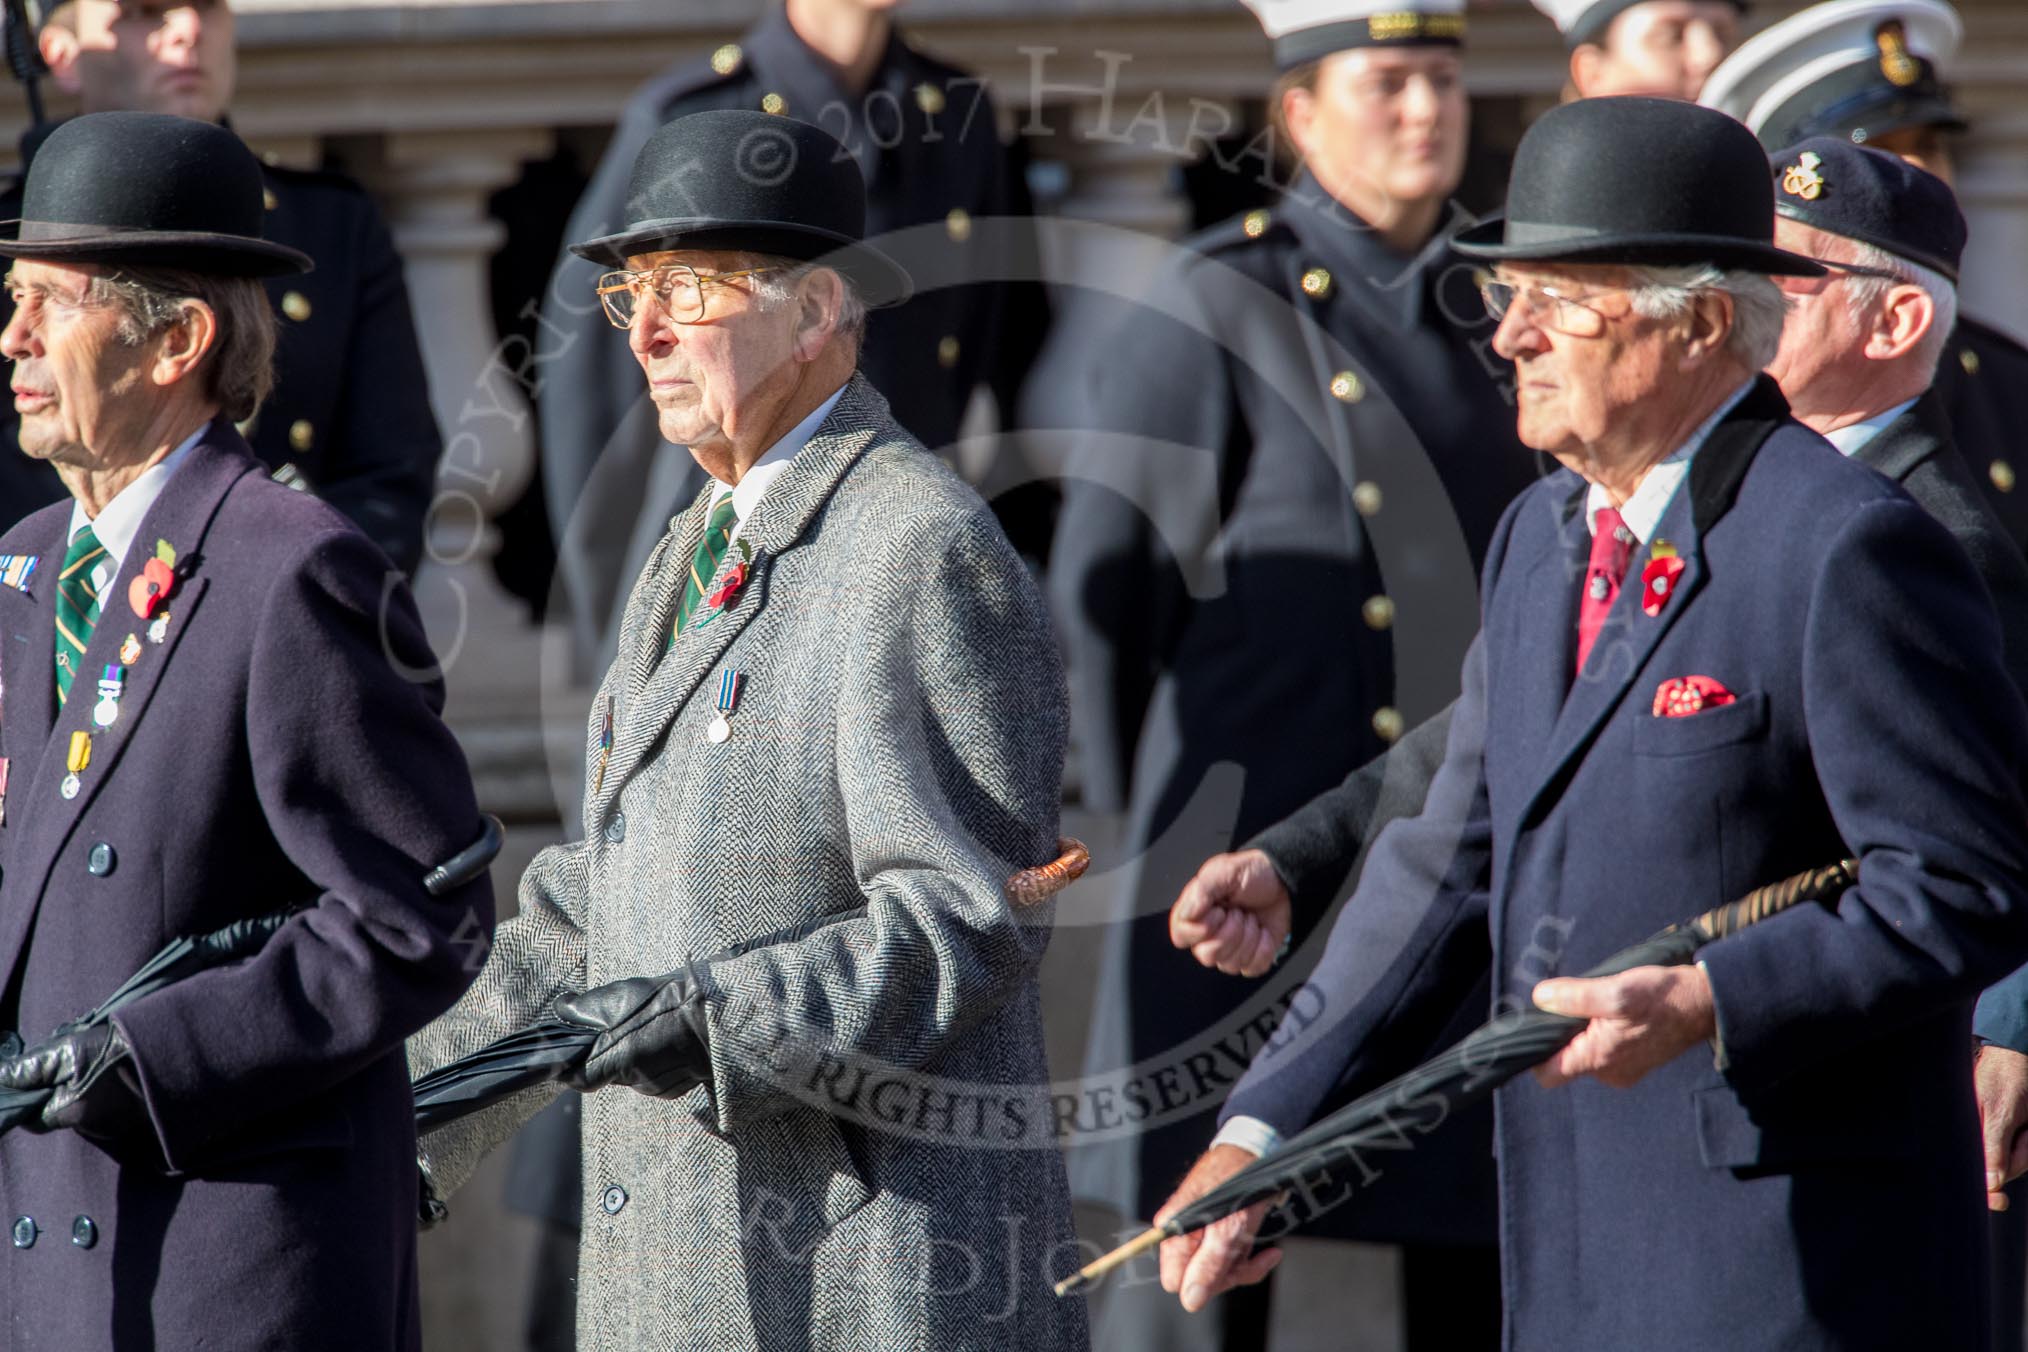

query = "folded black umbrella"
(1055, 858), (1860, 1297)
(0, 815), (503, 1136)
(412, 838), (1094, 1133)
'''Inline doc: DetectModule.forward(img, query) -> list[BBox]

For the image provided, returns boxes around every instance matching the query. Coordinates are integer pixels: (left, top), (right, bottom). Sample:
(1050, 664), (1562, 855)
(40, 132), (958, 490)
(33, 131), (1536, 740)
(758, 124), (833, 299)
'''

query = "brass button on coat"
(711, 43), (743, 75)
(1242, 209), (1269, 239)
(937, 336), (960, 369)
(1330, 371), (1365, 403)
(289, 420), (315, 452)
(281, 291), (312, 323)
(1353, 481), (1383, 517)
(1993, 460), (2017, 493)
(1371, 706), (1405, 743)
(1300, 267), (1332, 299)
(760, 92), (787, 116)
(1362, 596), (1395, 630)
(915, 83), (946, 115)
(945, 208), (971, 243)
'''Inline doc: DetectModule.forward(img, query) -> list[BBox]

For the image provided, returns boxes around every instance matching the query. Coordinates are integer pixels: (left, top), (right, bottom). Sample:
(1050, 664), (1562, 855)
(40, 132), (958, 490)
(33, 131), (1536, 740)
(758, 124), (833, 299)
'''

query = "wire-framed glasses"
(1477, 279), (1632, 338)
(595, 263), (781, 328)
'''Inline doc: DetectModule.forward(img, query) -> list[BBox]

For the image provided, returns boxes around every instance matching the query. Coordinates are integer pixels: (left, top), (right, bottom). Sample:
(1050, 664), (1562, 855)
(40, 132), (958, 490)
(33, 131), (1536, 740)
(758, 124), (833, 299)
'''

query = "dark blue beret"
(1770, 136), (1964, 282)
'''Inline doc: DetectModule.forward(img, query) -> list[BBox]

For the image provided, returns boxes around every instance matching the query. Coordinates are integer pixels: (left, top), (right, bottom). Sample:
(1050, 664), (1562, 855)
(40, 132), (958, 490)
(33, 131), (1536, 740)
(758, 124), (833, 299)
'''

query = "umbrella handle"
(1054, 1226), (1164, 1298)
(424, 815), (504, 897)
(1687, 858), (1858, 942)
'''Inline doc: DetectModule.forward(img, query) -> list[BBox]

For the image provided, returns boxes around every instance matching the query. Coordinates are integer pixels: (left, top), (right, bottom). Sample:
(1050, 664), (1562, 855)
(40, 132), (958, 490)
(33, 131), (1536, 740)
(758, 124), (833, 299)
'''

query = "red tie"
(1576, 505), (1635, 673)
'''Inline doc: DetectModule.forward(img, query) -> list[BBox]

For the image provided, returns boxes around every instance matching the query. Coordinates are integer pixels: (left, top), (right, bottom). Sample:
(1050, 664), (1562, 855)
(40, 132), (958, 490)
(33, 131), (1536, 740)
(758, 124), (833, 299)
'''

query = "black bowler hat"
(569, 109), (911, 307)
(1771, 137), (1964, 280)
(1702, 0), (1966, 153)
(0, 112), (311, 276)
(1452, 97), (1825, 276)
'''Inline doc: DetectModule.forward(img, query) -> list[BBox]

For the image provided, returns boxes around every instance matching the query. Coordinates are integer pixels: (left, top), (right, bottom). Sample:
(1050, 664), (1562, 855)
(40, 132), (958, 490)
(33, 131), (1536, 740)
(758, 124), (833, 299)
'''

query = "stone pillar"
(365, 128), (554, 536)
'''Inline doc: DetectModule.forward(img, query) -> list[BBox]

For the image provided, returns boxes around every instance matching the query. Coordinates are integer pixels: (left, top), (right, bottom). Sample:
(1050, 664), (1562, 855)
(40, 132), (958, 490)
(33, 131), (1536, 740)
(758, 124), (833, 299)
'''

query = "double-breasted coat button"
(945, 208), (971, 243)
(1962, 347), (1982, 376)
(601, 1185), (628, 1214)
(1993, 460), (2017, 493)
(914, 82), (946, 115)
(290, 420), (315, 452)
(281, 291), (312, 323)
(263, 187), (279, 211)
(1371, 706), (1406, 743)
(1300, 267), (1332, 299)
(10, 1216), (35, 1249)
(937, 336), (960, 369)
(1330, 370), (1365, 403)
(70, 1216), (96, 1250)
(1362, 596), (1395, 631)
(1352, 481), (1383, 517)
(86, 842), (116, 877)
(760, 92), (787, 115)
(1242, 209), (1270, 239)
(604, 813), (626, 844)
(710, 43), (743, 75)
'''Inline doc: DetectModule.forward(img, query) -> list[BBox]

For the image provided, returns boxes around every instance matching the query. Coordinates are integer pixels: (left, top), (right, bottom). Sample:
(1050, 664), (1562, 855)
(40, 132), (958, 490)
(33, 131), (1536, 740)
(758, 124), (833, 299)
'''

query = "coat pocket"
(1693, 1083), (1919, 1172)
(1632, 691), (1769, 757)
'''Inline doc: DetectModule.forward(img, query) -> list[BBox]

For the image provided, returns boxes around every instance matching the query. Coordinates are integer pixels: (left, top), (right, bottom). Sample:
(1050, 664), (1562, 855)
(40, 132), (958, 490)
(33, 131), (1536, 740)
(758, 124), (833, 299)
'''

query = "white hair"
(744, 254), (869, 350)
(1623, 264), (1791, 372)
(1838, 240), (1958, 382)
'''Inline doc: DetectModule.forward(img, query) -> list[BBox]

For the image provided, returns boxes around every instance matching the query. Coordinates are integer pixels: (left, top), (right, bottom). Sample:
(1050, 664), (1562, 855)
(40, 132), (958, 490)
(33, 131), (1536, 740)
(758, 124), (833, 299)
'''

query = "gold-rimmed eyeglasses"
(595, 263), (781, 328)
(1477, 278), (1633, 339)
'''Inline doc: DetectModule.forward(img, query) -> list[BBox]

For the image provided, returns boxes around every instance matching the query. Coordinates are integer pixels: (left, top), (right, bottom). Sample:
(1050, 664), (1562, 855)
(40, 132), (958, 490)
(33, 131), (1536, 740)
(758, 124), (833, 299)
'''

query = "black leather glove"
(0, 1022), (154, 1149)
(555, 968), (712, 1100)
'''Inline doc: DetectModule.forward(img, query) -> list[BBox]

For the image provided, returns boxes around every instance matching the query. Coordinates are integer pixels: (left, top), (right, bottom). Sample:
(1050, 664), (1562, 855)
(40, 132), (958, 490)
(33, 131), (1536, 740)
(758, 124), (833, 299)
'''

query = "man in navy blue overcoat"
(1155, 97), (2028, 1349)
(0, 113), (492, 1350)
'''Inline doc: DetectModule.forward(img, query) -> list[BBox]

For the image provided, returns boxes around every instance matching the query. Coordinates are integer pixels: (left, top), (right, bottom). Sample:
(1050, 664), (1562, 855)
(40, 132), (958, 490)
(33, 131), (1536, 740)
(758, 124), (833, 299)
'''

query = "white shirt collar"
(1823, 397), (1920, 458)
(707, 383), (848, 529)
(67, 424), (207, 571)
(1585, 380), (1755, 544)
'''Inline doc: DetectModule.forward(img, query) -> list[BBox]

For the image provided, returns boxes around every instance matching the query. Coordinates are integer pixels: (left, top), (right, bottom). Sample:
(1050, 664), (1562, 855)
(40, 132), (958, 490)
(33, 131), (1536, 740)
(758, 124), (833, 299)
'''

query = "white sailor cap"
(1530, 0), (1746, 49)
(1699, 0), (1965, 150)
(1242, 0), (1466, 70)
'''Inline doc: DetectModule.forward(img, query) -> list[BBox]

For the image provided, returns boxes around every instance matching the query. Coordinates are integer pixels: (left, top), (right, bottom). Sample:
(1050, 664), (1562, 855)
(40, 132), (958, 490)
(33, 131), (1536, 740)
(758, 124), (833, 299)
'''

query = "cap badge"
(1781, 151), (1827, 202)
(1876, 21), (1921, 88)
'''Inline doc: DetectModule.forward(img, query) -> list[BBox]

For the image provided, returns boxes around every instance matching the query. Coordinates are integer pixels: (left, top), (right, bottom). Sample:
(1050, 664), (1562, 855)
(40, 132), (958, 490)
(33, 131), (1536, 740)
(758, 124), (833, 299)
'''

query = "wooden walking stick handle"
(1007, 838), (1090, 907)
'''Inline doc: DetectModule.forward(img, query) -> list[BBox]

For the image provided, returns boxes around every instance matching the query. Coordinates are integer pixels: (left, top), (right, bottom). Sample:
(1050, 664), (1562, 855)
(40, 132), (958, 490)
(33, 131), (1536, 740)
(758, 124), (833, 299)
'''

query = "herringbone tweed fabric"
(411, 376), (1089, 1351)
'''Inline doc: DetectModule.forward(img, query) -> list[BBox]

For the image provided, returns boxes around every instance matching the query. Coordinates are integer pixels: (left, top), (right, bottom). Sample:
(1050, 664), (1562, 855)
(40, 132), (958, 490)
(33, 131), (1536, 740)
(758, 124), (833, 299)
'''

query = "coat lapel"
(1517, 378), (1789, 824)
(0, 428), (252, 991)
(594, 375), (888, 808)
(0, 510), (66, 761)
(1496, 480), (1590, 796)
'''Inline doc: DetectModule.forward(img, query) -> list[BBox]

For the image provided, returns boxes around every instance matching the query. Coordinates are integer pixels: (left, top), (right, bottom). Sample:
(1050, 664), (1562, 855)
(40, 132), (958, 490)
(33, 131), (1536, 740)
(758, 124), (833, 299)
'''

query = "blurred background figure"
(537, 0), (1045, 683)
(1531, 0), (1745, 100)
(1702, 0), (2028, 556)
(0, 0), (441, 576)
(1048, 2), (1545, 1348)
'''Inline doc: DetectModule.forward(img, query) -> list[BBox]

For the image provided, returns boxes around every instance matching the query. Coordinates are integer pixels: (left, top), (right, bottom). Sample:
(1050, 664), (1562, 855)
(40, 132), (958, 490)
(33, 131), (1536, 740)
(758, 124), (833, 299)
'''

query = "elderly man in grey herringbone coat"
(409, 110), (1089, 1350)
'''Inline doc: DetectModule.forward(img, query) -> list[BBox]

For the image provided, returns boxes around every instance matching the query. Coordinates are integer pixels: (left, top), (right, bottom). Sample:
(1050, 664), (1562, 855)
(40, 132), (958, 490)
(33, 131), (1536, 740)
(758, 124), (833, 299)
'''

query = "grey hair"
(1623, 264), (1790, 372)
(84, 266), (277, 421)
(1839, 240), (1958, 381)
(743, 253), (869, 351)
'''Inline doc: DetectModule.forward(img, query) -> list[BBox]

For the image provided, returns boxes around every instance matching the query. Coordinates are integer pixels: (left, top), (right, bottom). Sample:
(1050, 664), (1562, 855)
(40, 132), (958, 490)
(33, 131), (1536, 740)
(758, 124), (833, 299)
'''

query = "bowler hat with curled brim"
(1452, 97), (1826, 277)
(569, 109), (912, 307)
(0, 111), (311, 277)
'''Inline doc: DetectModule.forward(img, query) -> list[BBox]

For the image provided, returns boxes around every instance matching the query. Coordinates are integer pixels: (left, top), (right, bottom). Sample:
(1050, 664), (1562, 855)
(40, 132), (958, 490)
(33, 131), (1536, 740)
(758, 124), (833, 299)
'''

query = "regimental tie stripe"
(54, 527), (106, 706)
(669, 494), (739, 648)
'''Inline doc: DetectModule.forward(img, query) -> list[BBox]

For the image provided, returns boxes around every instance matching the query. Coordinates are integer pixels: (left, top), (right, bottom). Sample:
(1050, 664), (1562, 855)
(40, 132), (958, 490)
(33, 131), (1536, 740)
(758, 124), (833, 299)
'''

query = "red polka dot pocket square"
(1652, 675), (1736, 718)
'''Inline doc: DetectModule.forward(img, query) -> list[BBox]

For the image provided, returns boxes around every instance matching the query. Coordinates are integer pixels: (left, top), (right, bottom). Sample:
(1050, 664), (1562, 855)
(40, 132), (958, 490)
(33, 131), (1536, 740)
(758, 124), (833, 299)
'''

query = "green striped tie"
(669, 493), (739, 648)
(54, 523), (105, 706)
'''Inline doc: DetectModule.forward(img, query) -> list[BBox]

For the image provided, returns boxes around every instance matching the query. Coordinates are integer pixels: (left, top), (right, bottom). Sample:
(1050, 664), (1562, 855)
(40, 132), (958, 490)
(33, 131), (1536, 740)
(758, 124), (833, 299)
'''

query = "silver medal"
(707, 713), (732, 744)
(60, 773), (80, 800)
(148, 615), (169, 644)
(93, 699), (119, 729)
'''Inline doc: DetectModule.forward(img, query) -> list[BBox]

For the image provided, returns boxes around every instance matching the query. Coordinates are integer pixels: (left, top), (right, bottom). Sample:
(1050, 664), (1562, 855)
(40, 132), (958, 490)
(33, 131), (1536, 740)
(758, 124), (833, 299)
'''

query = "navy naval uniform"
(539, 6), (1029, 676)
(1050, 171), (1542, 1342)
(1938, 318), (2028, 558)
(0, 144), (442, 577)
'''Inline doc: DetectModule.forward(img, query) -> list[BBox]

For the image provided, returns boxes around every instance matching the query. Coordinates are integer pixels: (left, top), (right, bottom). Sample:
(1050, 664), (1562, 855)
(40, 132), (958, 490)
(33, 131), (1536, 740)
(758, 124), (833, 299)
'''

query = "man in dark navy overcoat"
(1156, 97), (2028, 1349)
(0, 112), (491, 1350)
